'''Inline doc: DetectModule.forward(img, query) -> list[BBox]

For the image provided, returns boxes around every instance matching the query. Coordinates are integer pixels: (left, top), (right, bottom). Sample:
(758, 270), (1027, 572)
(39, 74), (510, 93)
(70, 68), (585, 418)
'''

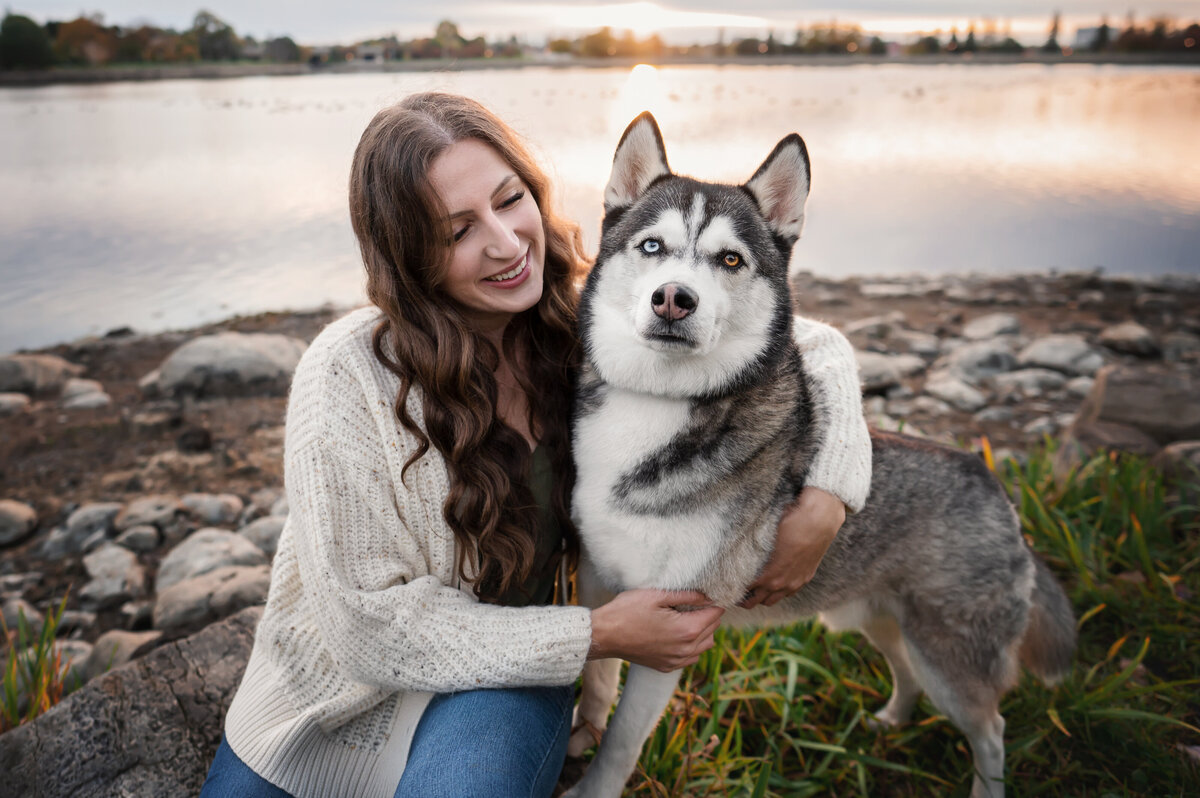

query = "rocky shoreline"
(1, 270), (1198, 795)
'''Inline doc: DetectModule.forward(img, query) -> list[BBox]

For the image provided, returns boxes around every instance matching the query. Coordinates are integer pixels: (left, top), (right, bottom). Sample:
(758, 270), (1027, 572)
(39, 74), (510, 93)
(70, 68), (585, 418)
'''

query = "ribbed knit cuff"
(794, 317), (873, 513)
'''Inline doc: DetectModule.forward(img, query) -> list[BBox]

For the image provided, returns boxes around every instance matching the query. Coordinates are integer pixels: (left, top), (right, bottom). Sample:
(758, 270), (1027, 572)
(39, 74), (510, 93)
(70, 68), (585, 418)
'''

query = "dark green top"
(497, 445), (563, 607)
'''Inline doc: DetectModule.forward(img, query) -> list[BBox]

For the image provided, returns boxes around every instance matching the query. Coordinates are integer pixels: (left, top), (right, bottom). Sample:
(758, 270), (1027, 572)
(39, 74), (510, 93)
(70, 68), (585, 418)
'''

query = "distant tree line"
(0, 9), (299, 70)
(2, 9), (1198, 71)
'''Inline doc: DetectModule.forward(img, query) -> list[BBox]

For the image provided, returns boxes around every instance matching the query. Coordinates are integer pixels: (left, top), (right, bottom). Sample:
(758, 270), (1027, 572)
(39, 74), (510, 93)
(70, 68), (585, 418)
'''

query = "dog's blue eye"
(639, 239), (662, 255)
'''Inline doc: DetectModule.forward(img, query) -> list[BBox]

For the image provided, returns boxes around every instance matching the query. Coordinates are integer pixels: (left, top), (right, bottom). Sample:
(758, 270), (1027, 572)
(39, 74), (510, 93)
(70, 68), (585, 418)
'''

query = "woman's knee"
(395, 685), (573, 798)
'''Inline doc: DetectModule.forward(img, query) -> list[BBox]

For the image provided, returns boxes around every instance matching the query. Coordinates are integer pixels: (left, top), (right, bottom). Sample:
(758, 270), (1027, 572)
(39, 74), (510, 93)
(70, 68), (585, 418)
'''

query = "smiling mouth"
(484, 250), (529, 282)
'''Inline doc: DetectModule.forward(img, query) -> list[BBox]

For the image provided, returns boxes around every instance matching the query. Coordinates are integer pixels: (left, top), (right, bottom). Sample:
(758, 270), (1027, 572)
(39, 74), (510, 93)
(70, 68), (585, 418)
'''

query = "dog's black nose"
(651, 283), (697, 321)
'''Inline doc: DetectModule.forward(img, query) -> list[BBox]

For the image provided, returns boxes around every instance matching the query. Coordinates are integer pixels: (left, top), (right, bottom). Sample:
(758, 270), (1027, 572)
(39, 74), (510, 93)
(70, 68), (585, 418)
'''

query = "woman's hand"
(588, 589), (724, 673)
(739, 486), (846, 609)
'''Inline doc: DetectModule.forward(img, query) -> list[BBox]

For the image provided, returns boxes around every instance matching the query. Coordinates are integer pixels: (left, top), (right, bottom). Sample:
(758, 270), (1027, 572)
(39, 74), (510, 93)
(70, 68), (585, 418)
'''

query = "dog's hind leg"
(858, 613), (922, 729)
(563, 664), (681, 798)
(904, 643), (1008, 798)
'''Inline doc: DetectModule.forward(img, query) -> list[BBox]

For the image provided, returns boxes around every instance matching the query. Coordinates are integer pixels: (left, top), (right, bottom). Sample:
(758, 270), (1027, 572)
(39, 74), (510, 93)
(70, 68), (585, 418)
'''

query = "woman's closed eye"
(450, 191), (526, 244)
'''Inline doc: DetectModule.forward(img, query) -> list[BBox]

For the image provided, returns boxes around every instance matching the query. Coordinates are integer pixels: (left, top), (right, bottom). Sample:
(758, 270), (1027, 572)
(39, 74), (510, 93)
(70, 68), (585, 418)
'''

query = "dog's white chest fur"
(573, 388), (724, 591)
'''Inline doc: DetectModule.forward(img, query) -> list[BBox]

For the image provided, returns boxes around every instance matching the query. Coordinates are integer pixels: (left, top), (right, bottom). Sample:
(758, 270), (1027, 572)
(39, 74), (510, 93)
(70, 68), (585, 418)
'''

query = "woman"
(201, 92), (871, 798)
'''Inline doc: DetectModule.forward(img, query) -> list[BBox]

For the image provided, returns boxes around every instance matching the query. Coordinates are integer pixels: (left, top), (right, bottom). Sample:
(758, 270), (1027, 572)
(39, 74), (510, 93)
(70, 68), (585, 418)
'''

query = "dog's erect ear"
(604, 112), (671, 212)
(744, 134), (811, 245)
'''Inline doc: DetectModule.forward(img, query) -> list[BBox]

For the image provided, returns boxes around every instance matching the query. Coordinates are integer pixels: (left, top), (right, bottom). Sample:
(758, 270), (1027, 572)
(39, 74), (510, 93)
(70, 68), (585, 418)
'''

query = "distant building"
(355, 44), (386, 63)
(1073, 27), (1100, 49)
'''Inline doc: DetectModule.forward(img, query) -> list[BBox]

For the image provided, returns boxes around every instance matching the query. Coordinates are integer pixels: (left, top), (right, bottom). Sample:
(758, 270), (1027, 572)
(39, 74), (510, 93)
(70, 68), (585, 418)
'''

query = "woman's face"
(428, 139), (546, 336)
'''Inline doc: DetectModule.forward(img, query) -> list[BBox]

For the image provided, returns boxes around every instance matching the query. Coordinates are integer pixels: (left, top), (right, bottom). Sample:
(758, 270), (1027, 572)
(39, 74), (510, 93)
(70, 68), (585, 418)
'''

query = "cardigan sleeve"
(285, 435), (593, 694)
(793, 315), (872, 513)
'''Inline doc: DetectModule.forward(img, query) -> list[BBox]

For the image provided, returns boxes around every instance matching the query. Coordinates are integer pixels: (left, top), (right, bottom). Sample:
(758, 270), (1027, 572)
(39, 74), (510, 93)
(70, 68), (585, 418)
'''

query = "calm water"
(2, 64), (1199, 353)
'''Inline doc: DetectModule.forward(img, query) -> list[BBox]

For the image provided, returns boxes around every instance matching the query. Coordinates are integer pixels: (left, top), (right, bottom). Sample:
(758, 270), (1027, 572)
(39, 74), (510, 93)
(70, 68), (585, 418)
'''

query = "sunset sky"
(13, 0), (1200, 45)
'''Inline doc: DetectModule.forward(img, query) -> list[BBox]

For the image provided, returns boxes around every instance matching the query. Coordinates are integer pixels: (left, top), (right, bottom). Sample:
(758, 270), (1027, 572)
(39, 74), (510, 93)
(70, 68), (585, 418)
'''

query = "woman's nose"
(482, 214), (521, 261)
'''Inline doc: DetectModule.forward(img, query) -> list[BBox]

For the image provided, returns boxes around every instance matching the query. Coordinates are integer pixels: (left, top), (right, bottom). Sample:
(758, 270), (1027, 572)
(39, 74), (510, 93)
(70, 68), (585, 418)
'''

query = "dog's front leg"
(569, 560), (621, 757)
(564, 664), (681, 798)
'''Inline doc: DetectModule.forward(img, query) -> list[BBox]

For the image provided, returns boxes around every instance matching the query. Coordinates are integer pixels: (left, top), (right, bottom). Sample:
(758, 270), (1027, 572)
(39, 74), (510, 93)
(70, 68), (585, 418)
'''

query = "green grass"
(600, 442), (1200, 796)
(1, 592), (76, 733)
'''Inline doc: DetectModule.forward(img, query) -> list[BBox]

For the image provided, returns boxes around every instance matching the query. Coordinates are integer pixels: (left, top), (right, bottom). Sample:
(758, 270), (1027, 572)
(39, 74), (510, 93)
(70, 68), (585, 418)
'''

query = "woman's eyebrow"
(448, 174), (518, 220)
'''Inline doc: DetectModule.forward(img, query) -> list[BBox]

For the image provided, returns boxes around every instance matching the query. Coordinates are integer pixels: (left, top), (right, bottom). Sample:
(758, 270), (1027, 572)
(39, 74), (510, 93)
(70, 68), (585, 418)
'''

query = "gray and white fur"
(565, 113), (1076, 798)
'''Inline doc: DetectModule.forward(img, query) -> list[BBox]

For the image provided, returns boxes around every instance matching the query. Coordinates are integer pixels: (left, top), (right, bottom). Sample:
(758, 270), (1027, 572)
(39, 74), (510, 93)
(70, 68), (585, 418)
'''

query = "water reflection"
(1, 65), (1198, 352)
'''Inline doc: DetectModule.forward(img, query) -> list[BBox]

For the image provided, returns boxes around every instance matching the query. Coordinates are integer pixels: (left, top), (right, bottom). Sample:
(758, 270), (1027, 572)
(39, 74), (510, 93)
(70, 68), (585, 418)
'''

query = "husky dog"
(565, 113), (1076, 798)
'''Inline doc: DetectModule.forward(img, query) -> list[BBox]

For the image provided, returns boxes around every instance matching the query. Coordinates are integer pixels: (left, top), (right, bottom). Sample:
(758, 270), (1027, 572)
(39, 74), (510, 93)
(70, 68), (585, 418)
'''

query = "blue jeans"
(199, 684), (573, 798)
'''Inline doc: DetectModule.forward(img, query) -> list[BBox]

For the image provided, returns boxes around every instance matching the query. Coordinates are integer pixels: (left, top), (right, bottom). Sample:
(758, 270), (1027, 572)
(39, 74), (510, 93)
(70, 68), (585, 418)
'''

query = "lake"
(2, 63), (1199, 353)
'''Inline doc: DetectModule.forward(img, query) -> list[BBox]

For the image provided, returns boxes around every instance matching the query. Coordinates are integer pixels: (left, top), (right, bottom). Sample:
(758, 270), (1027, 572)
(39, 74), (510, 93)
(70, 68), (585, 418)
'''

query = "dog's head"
(579, 112), (811, 399)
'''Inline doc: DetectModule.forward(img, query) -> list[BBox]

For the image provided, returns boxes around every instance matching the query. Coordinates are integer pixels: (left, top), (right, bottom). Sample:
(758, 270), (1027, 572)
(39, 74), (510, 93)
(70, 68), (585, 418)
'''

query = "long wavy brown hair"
(348, 92), (589, 603)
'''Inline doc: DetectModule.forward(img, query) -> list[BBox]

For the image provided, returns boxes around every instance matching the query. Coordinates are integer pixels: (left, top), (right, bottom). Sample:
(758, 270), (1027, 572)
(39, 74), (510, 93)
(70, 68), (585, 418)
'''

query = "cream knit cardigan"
(224, 305), (871, 797)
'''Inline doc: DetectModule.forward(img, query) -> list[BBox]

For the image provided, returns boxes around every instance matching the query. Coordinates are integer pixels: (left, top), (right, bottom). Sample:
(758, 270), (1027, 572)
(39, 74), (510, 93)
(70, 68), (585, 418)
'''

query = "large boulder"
(239, 515), (286, 557)
(855, 351), (902, 394)
(149, 332), (307, 397)
(1074, 365), (1200, 446)
(923, 369), (988, 412)
(0, 354), (84, 396)
(114, 495), (184, 532)
(0, 393), (31, 416)
(156, 528), (268, 592)
(0, 607), (260, 798)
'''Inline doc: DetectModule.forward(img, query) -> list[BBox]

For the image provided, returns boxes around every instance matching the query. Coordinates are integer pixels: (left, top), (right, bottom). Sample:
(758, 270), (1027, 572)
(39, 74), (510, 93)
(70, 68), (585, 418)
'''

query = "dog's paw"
(865, 708), (905, 731)
(567, 717), (605, 757)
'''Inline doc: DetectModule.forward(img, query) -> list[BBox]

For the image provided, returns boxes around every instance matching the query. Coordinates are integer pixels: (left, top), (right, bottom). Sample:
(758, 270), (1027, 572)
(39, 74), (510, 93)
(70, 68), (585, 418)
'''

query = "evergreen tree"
(0, 14), (54, 69)
(1043, 10), (1061, 53)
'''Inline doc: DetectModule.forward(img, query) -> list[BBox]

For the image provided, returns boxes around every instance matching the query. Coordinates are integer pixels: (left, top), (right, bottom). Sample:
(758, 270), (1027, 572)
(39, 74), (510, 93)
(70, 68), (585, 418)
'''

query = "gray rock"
(1163, 331), (1200, 363)
(81, 528), (111, 554)
(889, 329), (942, 357)
(2, 597), (42, 640)
(938, 339), (1017, 385)
(0, 499), (37, 546)
(119, 600), (154, 631)
(269, 496), (289, 517)
(0, 392), (31, 416)
(1135, 292), (1176, 311)
(844, 311), (907, 339)
(156, 528), (268, 592)
(1150, 441), (1200, 504)
(0, 353), (84, 395)
(153, 332), (307, 397)
(1065, 376), (1095, 398)
(1018, 335), (1104, 376)
(910, 396), (955, 416)
(181, 492), (244, 526)
(62, 391), (112, 410)
(55, 640), (94, 690)
(988, 368), (1068, 399)
(153, 565), (271, 633)
(0, 572), (43, 596)
(863, 396), (887, 417)
(1099, 322), (1159, 357)
(239, 515), (285, 556)
(1024, 416), (1059, 438)
(855, 351), (902, 393)
(115, 495), (183, 531)
(963, 312), (1021, 340)
(136, 367), (161, 397)
(80, 544), (146, 611)
(923, 370), (988, 412)
(974, 406), (1016, 424)
(891, 353), (928, 378)
(115, 524), (162, 553)
(61, 378), (104, 400)
(1074, 364), (1200, 446)
(0, 607), (261, 798)
(83, 629), (163, 682)
(57, 610), (97, 636)
(42, 502), (123, 559)
(859, 282), (921, 299)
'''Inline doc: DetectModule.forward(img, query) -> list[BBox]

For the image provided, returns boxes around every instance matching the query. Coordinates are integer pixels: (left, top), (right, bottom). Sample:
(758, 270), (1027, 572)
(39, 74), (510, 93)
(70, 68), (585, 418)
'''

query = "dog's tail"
(1018, 555), (1076, 685)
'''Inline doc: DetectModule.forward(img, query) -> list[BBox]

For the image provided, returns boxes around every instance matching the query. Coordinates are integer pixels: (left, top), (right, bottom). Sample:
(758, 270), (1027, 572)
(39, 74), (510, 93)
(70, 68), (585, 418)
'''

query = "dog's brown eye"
(723, 253), (741, 268)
